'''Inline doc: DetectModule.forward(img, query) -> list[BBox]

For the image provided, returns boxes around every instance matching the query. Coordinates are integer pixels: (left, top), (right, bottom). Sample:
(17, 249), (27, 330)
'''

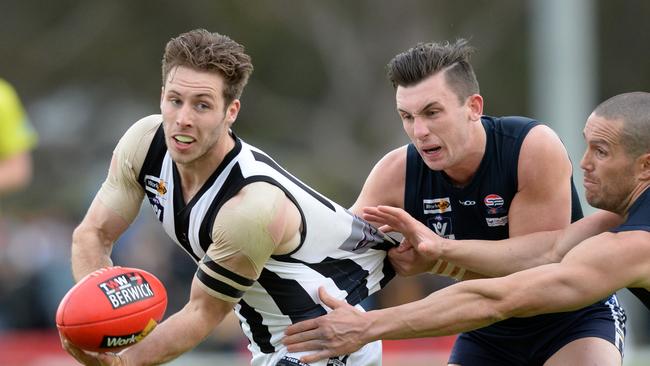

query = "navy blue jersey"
(610, 188), (650, 310)
(404, 115), (619, 332)
(405, 115), (583, 241)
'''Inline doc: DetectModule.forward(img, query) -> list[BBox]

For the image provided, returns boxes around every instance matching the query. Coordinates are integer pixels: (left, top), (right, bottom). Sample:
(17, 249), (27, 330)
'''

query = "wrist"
(364, 310), (385, 343)
(438, 238), (452, 261)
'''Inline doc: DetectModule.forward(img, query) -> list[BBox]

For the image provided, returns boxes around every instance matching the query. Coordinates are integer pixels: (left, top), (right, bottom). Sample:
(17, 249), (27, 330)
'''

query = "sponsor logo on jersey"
(144, 175), (167, 221)
(97, 272), (155, 309)
(428, 215), (455, 239)
(483, 194), (504, 208)
(485, 216), (508, 227)
(144, 175), (168, 196)
(423, 197), (452, 214)
(100, 319), (158, 348)
(484, 194), (506, 214)
(458, 199), (476, 206)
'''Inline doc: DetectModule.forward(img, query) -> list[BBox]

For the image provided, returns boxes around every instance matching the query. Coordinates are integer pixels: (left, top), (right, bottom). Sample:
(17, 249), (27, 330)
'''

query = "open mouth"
(422, 146), (442, 154)
(174, 135), (195, 145)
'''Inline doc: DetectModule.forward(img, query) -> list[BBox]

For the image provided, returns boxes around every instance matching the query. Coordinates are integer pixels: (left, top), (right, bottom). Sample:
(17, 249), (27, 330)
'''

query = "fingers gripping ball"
(56, 266), (167, 352)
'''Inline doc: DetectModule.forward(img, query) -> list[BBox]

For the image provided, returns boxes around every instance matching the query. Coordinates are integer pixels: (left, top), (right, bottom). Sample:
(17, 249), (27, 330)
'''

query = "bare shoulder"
(519, 124), (570, 166)
(516, 124), (572, 192)
(376, 145), (409, 170)
(351, 145), (408, 214)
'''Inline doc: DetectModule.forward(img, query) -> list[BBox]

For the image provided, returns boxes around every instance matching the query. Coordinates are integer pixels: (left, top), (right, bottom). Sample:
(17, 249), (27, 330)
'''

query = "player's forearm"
(124, 297), (229, 365)
(438, 230), (562, 278)
(71, 226), (114, 281)
(364, 279), (510, 341)
(124, 310), (211, 365)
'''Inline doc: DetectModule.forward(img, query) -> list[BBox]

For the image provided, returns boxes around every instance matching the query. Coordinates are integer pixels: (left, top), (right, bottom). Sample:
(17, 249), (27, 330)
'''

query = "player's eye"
(195, 102), (211, 111)
(400, 113), (413, 121)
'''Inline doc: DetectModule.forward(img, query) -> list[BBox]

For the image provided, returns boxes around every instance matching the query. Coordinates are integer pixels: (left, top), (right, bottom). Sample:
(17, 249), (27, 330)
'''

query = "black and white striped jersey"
(137, 122), (396, 359)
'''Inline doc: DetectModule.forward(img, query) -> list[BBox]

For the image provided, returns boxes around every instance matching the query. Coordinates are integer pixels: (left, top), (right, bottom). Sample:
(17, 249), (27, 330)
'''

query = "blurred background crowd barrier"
(1, 1), (650, 365)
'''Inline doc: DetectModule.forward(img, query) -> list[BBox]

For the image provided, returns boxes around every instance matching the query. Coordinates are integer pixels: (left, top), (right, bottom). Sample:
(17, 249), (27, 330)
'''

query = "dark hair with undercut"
(593, 92), (650, 157)
(387, 39), (480, 104)
(162, 29), (254, 107)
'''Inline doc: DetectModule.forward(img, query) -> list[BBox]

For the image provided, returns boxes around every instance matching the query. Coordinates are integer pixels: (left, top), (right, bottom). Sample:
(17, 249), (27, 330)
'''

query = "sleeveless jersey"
(611, 188), (650, 310)
(405, 115), (583, 240)
(137, 123), (396, 364)
(404, 115), (618, 331)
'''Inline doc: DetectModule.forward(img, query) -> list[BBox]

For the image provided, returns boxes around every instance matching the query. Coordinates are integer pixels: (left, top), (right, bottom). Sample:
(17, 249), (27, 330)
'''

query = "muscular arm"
(70, 117), (156, 280)
(437, 210), (623, 277)
(284, 229), (650, 362)
(71, 195), (131, 281)
(365, 205), (623, 278)
(366, 230), (650, 339)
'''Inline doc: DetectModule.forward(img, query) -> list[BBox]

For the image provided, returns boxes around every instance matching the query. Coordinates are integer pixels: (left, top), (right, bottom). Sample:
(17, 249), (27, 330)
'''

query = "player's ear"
(159, 86), (165, 110)
(466, 94), (483, 121)
(637, 152), (650, 181)
(225, 99), (240, 127)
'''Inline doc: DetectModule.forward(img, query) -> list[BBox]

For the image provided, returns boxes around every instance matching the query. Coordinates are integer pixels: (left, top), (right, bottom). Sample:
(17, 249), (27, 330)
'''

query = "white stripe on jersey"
(142, 134), (394, 364)
(187, 157), (239, 258)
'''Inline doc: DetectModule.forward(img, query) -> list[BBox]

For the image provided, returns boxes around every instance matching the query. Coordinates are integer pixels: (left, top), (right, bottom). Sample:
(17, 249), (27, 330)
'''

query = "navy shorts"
(448, 295), (626, 366)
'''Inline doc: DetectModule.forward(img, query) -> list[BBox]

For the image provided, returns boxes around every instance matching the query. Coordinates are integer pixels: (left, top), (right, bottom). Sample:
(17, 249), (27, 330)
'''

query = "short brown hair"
(162, 29), (254, 106)
(593, 92), (650, 157)
(387, 39), (479, 104)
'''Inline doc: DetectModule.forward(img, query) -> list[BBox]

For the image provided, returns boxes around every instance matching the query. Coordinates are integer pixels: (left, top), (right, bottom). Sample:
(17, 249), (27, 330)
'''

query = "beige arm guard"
(96, 115), (161, 223)
(197, 182), (301, 302)
(429, 259), (467, 281)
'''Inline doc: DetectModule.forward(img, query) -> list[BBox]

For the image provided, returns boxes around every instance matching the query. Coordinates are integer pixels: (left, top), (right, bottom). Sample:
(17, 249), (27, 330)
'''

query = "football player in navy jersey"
(286, 40), (625, 365)
(285, 92), (650, 366)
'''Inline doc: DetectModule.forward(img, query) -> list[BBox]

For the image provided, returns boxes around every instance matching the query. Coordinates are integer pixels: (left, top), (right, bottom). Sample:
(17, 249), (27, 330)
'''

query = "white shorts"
(251, 339), (382, 366)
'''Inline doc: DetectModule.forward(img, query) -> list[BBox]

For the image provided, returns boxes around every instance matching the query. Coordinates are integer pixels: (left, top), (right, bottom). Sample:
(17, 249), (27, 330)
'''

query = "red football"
(56, 266), (167, 352)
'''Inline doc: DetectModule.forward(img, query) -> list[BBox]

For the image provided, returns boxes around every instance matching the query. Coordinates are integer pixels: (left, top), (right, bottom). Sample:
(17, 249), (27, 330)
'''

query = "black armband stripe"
(202, 257), (255, 287)
(196, 267), (247, 299)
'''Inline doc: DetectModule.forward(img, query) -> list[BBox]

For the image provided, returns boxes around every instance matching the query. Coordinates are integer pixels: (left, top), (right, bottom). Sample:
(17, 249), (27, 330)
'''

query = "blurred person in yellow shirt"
(0, 78), (38, 196)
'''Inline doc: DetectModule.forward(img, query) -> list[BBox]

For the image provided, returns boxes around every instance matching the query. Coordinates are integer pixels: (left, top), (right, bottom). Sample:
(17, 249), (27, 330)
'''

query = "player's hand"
(363, 205), (444, 261)
(60, 336), (126, 365)
(388, 243), (437, 276)
(283, 287), (368, 363)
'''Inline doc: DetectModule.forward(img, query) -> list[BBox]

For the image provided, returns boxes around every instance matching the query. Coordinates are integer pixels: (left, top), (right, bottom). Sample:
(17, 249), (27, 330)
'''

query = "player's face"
(580, 114), (635, 214)
(396, 72), (481, 172)
(160, 66), (239, 167)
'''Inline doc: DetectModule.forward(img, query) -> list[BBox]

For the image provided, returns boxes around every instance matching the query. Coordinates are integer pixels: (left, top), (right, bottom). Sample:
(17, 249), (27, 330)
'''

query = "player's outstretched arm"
(285, 229), (645, 363)
(364, 205), (622, 278)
